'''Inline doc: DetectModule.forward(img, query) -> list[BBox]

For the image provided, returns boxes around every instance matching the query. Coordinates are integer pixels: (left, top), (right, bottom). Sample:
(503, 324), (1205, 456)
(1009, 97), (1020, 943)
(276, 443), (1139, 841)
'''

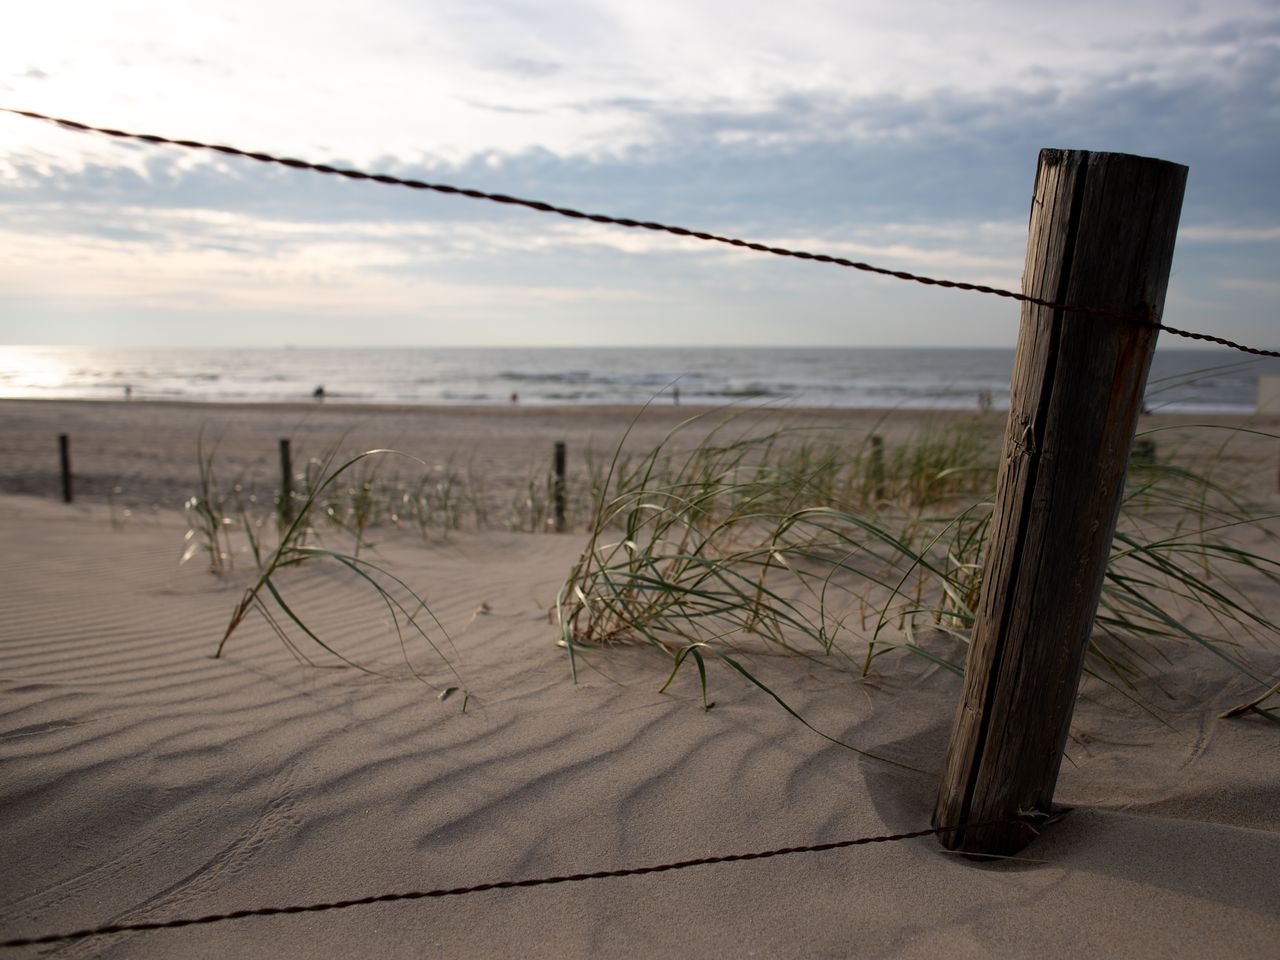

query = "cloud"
(1217, 276), (1280, 295)
(1, 0), (1276, 347)
(6, 69), (1276, 236)
(461, 100), (549, 116)
(488, 56), (564, 79)
(1180, 225), (1280, 243)
(0, 217), (649, 322)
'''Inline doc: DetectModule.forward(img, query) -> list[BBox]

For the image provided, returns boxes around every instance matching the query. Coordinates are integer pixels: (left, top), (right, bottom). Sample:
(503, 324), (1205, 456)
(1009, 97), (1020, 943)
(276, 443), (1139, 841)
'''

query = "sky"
(1, 0), (1277, 349)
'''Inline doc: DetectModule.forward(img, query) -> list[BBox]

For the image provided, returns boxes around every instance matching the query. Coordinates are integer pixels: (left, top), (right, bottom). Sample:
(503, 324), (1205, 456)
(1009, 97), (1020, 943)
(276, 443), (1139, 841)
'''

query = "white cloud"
(4, 0), (1276, 163)
(2, 0), (1276, 348)
(0, 221), (647, 325)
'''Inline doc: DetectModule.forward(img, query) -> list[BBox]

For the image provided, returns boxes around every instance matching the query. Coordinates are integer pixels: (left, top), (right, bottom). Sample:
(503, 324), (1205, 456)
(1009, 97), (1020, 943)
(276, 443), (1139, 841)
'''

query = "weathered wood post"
(933, 149), (1187, 856)
(868, 434), (885, 502)
(553, 441), (567, 533)
(1263, 378), (1280, 493)
(58, 434), (73, 503)
(279, 438), (294, 525)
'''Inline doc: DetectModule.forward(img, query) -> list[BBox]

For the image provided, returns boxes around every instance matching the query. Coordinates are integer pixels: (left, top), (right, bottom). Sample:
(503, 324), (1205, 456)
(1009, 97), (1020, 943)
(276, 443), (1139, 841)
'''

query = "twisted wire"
(1153, 324), (1280, 358)
(0, 819), (1010, 948)
(13, 105), (1279, 357)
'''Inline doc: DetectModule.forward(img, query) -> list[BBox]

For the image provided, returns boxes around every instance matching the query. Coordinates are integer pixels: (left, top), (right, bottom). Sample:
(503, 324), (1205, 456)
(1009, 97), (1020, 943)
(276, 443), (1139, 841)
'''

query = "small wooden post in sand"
(868, 434), (885, 502)
(59, 433), (73, 503)
(933, 149), (1187, 856)
(279, 439), (294, 524)
(553, 441), (567, 533)
(1258, 378), (1280, 492)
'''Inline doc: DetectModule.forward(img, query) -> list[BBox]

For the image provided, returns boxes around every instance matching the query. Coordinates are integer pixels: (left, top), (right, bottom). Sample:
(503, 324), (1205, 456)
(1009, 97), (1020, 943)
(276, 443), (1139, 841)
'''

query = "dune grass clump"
(555, 411), (993, 722)
(557, 412), (1280, 724)
(401, 461), (471, 538)
(185, 435), (598, 706)
(188, 410), (1278, 729)
(181, 431), (240, 574)
(181, 430), (646, 564)
(210, 447), (466, 704)
(1094, 427), (1280, 717)
(183, 444), (511, 570)
(299, 455), (398, 558)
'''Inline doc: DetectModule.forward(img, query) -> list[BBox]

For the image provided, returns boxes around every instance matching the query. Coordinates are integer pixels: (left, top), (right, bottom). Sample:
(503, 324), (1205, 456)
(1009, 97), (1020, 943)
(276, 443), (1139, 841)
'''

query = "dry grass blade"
(211, 448), (466, 699)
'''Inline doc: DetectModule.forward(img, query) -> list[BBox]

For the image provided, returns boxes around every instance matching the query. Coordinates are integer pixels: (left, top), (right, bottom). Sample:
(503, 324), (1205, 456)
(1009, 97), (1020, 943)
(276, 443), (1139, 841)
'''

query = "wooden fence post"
(869, 434), (885, 502)
(1131, 438), (1157, 465)
(553, 441), (567, 533)
(59, 434), (73, 503)
(279, 439), (293, 524)
(933, 149), (1187, 856)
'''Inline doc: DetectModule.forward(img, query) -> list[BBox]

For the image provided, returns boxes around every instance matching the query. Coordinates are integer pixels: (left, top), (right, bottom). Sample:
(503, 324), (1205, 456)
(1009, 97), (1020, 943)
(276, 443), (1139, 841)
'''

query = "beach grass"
(210, 446), (466, 702)
(184, 409), (1280, 729)
(555, 411), (1280, 724)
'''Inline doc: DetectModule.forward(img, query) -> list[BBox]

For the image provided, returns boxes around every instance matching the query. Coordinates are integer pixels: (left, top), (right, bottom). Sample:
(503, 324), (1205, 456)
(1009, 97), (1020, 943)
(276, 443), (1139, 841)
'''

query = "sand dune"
(1, 401), (1278, 957)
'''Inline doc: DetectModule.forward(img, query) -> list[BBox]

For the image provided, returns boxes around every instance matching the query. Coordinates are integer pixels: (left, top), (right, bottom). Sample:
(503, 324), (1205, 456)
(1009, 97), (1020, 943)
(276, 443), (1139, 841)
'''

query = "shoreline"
(0, 393), (1266, 416)
(5, 343), (1277, 416)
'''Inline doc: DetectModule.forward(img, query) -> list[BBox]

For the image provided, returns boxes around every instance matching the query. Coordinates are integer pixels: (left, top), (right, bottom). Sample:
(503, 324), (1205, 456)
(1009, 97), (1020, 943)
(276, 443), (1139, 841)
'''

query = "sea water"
(1, 345), (1276, 413)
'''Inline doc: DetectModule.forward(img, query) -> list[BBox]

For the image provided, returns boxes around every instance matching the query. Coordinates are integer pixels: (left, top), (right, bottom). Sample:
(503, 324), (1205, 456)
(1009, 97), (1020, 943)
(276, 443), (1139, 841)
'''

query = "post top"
(1038, 147), (1189, 174)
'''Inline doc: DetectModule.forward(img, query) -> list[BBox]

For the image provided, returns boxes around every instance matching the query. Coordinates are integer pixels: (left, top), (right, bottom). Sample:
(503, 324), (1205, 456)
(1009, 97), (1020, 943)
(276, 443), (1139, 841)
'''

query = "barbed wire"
(7, 107), (1277, 358)
(0, 817), (1020, 949)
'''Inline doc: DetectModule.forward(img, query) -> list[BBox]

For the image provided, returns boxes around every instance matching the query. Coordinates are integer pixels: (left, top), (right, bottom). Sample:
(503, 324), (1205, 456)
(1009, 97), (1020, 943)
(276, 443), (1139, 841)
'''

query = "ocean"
(1, 345), (1276, 413)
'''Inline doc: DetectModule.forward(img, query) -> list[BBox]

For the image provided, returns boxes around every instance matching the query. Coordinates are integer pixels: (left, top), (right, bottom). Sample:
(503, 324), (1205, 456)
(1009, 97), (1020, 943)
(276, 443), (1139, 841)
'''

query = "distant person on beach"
(313, 385), (326, 401)
(673, 386), (681, 405)
(510, 391), (519, 404)
(124, 384), (131, 400)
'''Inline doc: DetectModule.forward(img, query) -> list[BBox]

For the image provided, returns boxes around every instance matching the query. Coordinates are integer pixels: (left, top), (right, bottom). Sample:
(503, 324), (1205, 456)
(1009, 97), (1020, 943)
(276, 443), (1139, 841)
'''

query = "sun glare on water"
(0, 347), (74, 395)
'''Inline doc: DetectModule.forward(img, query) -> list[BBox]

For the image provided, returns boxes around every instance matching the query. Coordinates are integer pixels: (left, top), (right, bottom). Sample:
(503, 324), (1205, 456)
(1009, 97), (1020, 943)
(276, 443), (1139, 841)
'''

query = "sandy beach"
(1, 398), (1278, 958)
(0, 398), (1016, 507)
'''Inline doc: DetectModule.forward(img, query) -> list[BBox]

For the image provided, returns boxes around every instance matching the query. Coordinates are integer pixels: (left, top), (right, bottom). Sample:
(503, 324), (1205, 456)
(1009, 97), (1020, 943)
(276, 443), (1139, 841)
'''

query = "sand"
(1, 398), (1278, 958)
